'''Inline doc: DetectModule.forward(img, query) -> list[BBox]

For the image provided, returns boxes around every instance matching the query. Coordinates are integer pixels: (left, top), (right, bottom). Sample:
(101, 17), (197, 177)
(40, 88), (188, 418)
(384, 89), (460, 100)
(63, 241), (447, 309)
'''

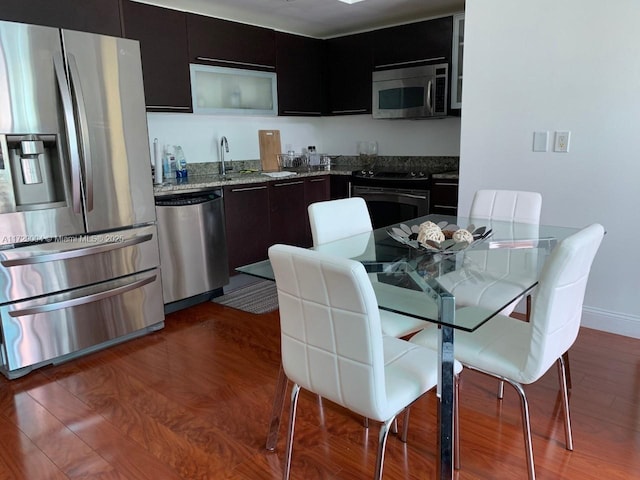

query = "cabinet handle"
(433, 205), (458, 210)
(195, 56), (275, 70)
(309, 178), (326, 182)
(331, 109), (368, 114)
(433, 181), (459, 186)
(230, 185), (268, 192)
(274, 181), (304, 187)
(147, 105), (191, 110)
(282, 110), (322, 115)
(374, 56), (446, 69)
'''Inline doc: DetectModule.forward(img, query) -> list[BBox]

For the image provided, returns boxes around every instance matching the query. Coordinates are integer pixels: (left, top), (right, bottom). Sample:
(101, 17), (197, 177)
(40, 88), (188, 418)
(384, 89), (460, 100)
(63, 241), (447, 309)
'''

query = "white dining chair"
(308, 197), (426, 339)
(268, 244), (462, 480)
(409, 223), (605, 480)
(468, 189), (543, 317)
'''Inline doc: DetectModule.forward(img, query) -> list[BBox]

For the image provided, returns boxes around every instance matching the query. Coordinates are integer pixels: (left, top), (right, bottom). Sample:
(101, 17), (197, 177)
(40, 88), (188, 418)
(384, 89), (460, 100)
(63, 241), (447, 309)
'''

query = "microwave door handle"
(53, 52), (82, 214)
(67, 54), (93, 212)
(426, 79), (433, 114)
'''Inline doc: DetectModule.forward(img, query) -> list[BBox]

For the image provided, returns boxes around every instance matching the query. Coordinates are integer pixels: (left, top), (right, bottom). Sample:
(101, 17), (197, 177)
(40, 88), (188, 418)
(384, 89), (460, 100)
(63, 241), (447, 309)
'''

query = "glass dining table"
(237, 214), (579, 480)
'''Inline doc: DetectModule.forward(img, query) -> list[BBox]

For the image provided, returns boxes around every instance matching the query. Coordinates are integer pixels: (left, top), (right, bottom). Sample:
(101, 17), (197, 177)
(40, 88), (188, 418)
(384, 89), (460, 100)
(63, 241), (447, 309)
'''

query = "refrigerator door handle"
(53, 52), (83, 214)
(67, 53), (93, 212)
(0, 233), (153, 267)
(8, 273), (157, 317)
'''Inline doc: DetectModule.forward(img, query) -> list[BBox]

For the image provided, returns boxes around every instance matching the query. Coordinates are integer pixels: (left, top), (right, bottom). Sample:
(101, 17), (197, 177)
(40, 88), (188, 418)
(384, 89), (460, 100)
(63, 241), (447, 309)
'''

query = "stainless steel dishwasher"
(155, 189), (229, 312)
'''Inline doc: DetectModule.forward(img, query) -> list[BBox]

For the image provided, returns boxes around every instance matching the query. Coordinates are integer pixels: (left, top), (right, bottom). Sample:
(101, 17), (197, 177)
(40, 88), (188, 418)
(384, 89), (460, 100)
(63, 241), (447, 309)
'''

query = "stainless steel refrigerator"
(0, 20), (164, 379)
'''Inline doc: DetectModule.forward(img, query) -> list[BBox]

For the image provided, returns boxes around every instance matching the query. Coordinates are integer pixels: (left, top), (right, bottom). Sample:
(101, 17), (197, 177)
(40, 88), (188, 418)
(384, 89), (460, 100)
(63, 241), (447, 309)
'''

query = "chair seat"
(410, 310), (541, 384)
(374, 336), (461, 421)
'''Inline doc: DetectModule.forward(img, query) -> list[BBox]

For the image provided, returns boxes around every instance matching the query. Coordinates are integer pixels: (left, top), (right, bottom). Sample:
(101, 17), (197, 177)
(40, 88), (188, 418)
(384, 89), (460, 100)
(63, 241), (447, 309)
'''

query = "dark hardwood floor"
(1, 301), (639, 479)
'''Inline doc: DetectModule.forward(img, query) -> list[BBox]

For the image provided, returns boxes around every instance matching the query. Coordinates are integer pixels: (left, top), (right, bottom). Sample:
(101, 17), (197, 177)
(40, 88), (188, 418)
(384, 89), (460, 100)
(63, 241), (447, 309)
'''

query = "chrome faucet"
(220, 136), (229, 175)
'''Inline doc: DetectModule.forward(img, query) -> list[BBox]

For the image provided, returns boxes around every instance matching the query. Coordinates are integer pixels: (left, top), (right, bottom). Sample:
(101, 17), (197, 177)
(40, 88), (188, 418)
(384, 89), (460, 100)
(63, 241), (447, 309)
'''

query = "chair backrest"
(523, 223), (604, 383)
(268, 243), (388, 420)
(470, 189), (542, 225)
(308, 197), (373, 246)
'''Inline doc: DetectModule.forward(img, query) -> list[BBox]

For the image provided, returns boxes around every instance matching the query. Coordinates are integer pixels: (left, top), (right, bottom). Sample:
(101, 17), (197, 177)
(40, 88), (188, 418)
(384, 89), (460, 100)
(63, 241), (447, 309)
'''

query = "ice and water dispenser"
(0, 134), (66, 212)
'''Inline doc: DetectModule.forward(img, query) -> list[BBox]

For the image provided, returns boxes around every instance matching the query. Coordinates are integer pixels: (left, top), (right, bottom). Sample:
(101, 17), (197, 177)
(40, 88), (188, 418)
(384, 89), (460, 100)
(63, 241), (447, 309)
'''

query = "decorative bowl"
(386, 221), (492, 254)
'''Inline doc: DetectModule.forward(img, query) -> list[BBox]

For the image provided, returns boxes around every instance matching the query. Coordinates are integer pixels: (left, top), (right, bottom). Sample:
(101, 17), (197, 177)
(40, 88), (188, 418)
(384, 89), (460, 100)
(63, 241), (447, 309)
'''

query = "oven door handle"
(357, 191), (428, 201)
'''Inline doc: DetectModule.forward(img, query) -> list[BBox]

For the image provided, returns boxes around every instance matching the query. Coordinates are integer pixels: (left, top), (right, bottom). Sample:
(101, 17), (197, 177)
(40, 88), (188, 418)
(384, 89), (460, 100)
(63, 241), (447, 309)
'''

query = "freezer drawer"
(0, 225), (161, 303)
(0, 269), (164, 378)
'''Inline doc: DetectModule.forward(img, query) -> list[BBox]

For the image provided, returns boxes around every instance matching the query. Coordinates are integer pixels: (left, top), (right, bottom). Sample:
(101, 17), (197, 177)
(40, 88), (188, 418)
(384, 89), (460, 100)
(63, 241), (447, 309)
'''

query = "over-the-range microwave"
(372, 63), (448, 119)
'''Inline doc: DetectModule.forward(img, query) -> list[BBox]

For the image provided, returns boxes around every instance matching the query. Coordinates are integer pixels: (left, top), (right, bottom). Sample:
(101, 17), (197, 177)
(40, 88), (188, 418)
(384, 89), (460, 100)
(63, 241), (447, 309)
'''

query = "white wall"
(460, 0), (640, 337)
(147, 113), (461, 162)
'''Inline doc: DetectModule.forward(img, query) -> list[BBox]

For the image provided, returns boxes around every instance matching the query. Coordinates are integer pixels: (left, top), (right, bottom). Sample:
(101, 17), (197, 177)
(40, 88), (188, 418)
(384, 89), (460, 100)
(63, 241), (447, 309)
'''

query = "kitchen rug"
(212, 280), (279, 314)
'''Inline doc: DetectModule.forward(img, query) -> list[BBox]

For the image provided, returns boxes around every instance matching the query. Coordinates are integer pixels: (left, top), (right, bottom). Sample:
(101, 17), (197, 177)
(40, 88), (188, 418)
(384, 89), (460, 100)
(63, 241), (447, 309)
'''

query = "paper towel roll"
(153, 138), (163, 184)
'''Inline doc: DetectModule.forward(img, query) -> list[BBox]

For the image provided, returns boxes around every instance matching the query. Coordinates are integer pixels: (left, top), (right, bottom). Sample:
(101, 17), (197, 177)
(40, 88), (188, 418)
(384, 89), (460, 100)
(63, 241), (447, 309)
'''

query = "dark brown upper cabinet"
(121, 1), (192, 112)
(275, 32), (325, 116)
(373, 17), (453, 70)
(187, 14), (276, 71)
(0, 0), (122, 36)
(325, 31), (373, 115)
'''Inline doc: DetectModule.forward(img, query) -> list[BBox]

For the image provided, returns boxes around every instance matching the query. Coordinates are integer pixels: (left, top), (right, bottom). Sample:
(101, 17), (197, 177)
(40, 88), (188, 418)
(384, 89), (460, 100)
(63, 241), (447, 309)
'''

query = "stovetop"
(352, 169), (430, 180)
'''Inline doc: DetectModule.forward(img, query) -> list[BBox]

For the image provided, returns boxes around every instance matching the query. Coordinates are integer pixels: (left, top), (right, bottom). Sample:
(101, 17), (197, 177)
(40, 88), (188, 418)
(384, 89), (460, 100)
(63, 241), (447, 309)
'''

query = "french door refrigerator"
(0, 20), (164, 378)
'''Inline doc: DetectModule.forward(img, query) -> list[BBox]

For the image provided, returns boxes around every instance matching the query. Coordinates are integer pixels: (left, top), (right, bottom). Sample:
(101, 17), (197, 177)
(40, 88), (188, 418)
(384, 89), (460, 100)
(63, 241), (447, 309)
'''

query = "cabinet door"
(451, 13), (465, 110)
(121, 1), (192, 112)
(276, 32), (325, 116)
(0, 0), (122, 36)
(304, 176), (331, 245)
(330, 175), (352, 200)
(373, 17), (453, 69)
(326, 32), (373, 115)
(223, 183), (271, 271)
(269, 179), (307, 246)
(187, 14), (276, 71)
(430, 179), (459, 215)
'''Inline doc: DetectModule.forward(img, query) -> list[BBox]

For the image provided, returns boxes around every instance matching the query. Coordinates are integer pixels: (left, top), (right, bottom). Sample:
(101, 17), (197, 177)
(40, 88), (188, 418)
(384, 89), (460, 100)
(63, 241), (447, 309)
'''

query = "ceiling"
(139, 0), (465, 38)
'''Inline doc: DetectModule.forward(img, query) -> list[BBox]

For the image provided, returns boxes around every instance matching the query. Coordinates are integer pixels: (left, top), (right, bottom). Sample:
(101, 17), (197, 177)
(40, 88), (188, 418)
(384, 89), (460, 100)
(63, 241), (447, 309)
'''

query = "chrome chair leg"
(374, 417), (395, 480)
(266, 363), (288, 451)
(507, 378), (536, 480)
(497, 379), (505, 399)
(283, 383), (301, 480)
(400, 407), (411, 443)
(557, 355), (574, 450)
(454, 373), (461, 471)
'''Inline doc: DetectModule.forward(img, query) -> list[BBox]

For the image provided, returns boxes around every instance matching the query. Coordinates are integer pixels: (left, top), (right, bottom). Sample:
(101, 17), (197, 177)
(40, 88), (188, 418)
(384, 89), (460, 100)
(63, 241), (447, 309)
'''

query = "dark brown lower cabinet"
(223, 183), (270, 272)
(269, 179), (307, 247)
(430, 179), (459, 215)
(225, 175), (332, 272)
(330, 175), (352, 200)
(304, 176), (331, 245)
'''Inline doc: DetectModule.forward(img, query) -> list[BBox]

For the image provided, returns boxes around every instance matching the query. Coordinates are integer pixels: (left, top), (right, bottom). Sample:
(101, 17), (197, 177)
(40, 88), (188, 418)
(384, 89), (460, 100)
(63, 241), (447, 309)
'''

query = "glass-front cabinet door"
(451, 13), (465, 109)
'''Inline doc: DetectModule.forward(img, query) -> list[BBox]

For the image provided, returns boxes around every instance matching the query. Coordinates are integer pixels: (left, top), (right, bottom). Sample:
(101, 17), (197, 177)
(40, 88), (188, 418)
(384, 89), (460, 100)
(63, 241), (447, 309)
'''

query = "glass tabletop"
(237, 214), (580, 332)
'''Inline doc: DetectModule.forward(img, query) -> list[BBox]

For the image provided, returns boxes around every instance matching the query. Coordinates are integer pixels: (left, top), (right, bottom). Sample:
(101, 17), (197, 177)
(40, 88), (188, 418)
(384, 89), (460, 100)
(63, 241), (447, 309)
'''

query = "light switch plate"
(533, 131), (549, 152)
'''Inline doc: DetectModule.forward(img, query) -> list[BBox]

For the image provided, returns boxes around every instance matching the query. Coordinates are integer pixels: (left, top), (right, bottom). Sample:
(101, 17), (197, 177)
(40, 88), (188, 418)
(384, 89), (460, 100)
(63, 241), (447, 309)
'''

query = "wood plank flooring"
(0, 301), (638, 479)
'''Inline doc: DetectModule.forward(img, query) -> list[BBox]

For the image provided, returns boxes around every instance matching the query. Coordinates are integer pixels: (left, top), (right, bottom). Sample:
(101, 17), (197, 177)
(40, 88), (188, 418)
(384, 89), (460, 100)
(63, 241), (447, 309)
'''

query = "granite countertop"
(154, 167), (353, 196)
(153, 156), (459, 195)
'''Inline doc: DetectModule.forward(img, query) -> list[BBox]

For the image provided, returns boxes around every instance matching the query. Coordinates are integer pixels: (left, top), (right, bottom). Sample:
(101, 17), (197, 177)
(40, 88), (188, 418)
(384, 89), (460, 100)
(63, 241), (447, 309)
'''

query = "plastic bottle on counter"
(175, 145), (188, 180)
(164, 145), (176, 179)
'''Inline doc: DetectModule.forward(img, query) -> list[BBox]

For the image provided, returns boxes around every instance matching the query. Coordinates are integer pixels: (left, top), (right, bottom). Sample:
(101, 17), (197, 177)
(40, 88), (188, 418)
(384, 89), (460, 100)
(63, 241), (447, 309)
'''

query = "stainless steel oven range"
(351, 169), (430, 229)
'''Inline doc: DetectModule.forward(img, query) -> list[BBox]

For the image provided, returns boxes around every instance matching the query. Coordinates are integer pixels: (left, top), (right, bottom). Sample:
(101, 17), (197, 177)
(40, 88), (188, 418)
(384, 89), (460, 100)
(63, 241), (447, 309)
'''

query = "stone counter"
(154, 167), (353, 196)
(153, 156), (459, 195)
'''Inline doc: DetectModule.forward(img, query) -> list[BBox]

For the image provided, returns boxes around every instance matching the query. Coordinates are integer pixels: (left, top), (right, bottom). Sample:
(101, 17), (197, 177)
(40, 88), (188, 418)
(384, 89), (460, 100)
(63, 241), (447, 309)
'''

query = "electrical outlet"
(554, 131), (571, 153)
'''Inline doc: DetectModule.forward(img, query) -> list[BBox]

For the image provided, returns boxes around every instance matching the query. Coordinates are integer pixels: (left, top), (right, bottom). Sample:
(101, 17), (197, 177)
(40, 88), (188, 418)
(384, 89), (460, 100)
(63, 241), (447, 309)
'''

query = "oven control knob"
(410, 171), (417, 177)
(418, 171), (426, 178)
(368, 170), (374, 176)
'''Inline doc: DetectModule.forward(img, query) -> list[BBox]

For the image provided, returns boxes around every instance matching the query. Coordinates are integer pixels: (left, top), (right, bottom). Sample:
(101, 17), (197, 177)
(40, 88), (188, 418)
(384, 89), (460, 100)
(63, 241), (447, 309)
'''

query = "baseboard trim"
(581, 306), (640, 339)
